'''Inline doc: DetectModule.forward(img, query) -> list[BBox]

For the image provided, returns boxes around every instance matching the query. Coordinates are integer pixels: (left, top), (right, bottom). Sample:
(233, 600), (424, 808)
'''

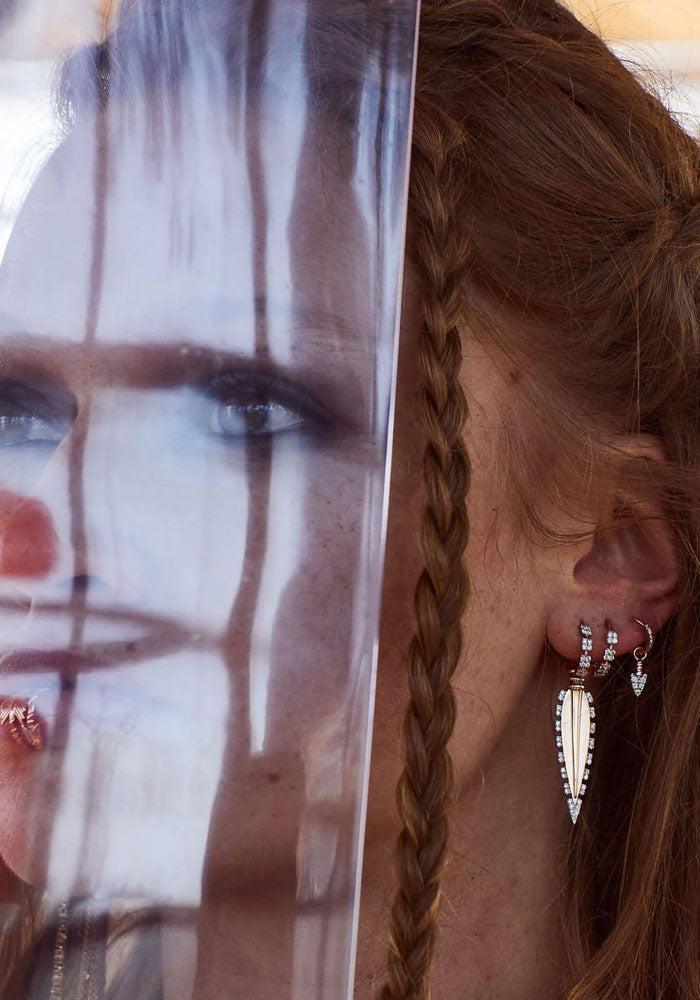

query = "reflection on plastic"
(0, 1), (418, 997)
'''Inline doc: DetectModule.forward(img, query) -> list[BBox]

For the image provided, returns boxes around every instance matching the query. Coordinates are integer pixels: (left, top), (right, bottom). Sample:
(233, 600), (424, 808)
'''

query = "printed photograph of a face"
(0, 3), (418, 997)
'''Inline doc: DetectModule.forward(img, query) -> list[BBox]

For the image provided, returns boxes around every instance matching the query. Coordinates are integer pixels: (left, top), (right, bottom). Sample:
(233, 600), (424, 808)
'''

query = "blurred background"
(569, 0), (700, 129)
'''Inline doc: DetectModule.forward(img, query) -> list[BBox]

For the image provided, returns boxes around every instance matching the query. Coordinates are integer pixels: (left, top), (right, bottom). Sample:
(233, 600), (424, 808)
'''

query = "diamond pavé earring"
(555, 623), (596, 824)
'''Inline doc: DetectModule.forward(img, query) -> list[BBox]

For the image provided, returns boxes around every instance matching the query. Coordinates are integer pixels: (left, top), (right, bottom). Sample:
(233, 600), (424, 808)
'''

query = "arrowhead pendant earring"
(555, 623), (595, 825)
(630, 619), (654, 697)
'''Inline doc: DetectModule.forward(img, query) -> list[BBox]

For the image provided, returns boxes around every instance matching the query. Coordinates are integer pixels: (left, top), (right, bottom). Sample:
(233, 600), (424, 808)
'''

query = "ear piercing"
(594, 623), (619, 677)
(554, 618), (656, 824)
(590, 620), (655, 693)
(0, 697), (43, 749)
(630, 619), (654, 697)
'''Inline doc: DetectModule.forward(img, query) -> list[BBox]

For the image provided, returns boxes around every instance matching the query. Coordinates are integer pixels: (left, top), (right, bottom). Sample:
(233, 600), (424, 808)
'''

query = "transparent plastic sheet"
(0, 2), (419, 997)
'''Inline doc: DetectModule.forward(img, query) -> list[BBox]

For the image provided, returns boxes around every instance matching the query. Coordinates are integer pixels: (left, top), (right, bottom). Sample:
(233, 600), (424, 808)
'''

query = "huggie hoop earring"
(555, 622), (596, 824)
(594, 622), (619, 677)
(630, 619), (654, 697)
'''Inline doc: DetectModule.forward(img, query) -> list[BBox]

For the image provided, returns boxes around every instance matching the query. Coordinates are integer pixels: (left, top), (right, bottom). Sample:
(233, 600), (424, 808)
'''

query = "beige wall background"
(566, 0), (700, 128)
(568, 0), (700, 42)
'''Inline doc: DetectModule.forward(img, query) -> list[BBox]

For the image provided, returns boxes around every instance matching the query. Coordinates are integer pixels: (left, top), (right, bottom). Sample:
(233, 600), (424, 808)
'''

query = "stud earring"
(0, 697), (43, 749)
(630, 619), (654, 697)
(594, 622), (619, 677)
(555, 622), (595, 825)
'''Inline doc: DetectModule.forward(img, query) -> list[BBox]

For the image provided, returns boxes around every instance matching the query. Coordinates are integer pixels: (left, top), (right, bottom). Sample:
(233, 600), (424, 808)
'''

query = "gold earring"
(555, 622), (595, 824)
(0, 698), (43, 749)
(630, 620), (654, 697)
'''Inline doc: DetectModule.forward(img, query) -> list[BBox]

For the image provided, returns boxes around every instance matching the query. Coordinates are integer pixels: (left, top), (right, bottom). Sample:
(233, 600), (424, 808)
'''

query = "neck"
(355, 672), (568, 999)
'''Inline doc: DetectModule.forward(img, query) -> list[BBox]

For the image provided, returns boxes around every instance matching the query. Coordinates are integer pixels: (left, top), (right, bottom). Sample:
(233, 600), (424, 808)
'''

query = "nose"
(0, 412), (149, 603)
(0, 492), (58, 579)
(0, 490), (122, 601)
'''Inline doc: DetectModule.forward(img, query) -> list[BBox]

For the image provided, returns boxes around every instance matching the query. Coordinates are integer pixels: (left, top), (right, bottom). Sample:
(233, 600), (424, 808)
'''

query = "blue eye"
(0, 410), (66, 446)
(206, 370), (330, 441)
(211, 399), (306, 438)
(0, 382), (75, 448)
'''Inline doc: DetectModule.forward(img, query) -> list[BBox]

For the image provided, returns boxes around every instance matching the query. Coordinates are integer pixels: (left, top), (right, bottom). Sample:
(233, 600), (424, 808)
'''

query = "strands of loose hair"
(380, 1), (699, 998)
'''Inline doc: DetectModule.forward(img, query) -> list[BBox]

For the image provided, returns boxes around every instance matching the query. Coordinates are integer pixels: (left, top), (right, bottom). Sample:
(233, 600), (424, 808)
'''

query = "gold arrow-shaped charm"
(555, 687), (594, 824)
(554, 622), (595, 824)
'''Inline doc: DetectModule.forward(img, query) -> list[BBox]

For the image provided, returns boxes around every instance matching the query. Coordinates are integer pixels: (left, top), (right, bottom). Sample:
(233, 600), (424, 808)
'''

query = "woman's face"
(0, 66), (398, 927)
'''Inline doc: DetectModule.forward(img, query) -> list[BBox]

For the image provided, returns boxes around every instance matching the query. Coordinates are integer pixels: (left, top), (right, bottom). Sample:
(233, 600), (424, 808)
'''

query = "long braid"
(381, 101), (472, 1000)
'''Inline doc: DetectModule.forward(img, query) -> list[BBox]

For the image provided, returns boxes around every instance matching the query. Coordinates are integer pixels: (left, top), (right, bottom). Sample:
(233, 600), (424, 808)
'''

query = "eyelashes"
(0, 368), (334, 451)
(0, 380), (77, 448)
(204, 369), (334, 442)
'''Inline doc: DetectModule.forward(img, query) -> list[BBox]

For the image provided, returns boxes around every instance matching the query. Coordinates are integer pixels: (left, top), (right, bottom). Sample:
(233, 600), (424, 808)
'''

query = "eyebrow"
(0, 337), (373, 438)
(0, 288), (384, 432)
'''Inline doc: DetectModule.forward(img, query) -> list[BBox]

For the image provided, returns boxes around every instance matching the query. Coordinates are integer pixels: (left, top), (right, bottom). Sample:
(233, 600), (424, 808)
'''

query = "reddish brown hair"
(383, 1), (699, 997)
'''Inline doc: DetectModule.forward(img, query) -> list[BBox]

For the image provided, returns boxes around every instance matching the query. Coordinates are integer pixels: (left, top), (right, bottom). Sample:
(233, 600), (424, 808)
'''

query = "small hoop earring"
(594, 622), (619, 677)
(630, 619), (654, 697)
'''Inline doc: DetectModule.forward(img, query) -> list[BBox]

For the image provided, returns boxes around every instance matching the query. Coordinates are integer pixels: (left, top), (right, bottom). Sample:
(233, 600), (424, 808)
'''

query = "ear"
(544, 435), (678, 663)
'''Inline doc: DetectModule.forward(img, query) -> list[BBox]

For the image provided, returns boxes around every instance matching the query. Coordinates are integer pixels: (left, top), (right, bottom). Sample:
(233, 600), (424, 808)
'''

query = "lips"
(0, 622), (203, 750)
(0, 600), (200, 682)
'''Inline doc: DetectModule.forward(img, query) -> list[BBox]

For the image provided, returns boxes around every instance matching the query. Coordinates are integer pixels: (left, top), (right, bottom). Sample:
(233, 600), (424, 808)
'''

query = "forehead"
(0, 86), (371, 356)
(0, 27), (376, 378)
